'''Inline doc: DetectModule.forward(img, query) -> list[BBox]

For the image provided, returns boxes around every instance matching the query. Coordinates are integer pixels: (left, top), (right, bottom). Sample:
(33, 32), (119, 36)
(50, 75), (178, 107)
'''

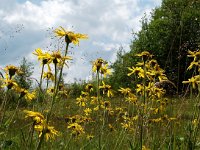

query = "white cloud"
(0, 0), (162, 82)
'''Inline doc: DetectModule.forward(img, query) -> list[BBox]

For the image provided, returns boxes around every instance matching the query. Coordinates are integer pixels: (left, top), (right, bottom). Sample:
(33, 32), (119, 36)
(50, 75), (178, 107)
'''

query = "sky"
(0, 0), (162, 83)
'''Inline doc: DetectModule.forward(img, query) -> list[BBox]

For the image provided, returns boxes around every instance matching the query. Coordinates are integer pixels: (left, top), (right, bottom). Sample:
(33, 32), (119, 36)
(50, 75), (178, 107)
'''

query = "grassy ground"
(1, 94), (200, 150)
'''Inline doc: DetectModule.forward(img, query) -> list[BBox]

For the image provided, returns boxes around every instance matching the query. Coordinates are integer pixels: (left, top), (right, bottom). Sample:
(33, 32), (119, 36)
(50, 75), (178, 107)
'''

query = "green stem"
(36, 42), (70, 150)
(54, 63), (57, 91)
(6, 97), (21, 127)
(97, 70), (100, 107)
(96, 70), (102, 149)
(140, 60), (146, 150)
(39, 64), (45, 89)
(36, 130), (45, 150)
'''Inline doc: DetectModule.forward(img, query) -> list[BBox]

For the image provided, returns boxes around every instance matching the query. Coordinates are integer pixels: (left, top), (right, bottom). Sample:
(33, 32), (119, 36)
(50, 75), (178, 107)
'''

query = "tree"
(110, 0), (200, 93)
(109, 47), (137, 90)
(15, 57), (34, 89)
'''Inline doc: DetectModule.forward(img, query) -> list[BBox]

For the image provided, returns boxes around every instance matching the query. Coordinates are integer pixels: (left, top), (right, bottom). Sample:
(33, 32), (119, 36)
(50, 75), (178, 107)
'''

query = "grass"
(0, 95), (200, 150)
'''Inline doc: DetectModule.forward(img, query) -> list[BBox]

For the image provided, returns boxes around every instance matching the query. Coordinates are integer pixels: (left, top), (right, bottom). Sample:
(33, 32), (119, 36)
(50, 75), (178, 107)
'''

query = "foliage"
(109, 46), (144, 92)
(111, 0), (200, 93)
(15, 57), (34, 89)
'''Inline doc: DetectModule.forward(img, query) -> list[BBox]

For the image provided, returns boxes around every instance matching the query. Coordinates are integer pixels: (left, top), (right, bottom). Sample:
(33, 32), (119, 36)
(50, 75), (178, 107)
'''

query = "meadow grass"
(0, 96), (200, 150)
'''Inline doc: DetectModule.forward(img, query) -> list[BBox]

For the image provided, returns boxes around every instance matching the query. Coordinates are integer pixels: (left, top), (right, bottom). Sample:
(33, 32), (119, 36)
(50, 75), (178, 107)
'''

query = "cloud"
(0, 0), (162, 82)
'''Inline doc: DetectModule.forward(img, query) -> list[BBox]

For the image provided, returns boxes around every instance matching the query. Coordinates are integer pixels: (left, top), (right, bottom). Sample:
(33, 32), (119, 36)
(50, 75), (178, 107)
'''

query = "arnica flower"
(81, 91), (89, 97)
(148, 59), (158, 68)
(76, 96), (87, 107)
(33, 48), (51, 65)
(142, 145), (150, 150)
(43, 71), (55, 82)
(150, 85), (165, 99)
(4, 65), (20, 79)
(136, 51), (153, 62)
(34, 124), (59, 141)
(108, 124), (115, 132)
(192, 119), (198, 128)
(47, 87), (54, 95)
(147, 68), (167, 81)
(2, 78), (18, 90)
(16, 87), (36, 101)
(86, 134), (94, 140)
(85, 84), (93, 92)
(187, 61), (199, 70)
(102, 101), (111, 108)
(100, 63), (112, 77)
(99, 81), (113, 97)
(127, 66), (144, 78)
(23, 110), (45, 124)
(136, 84), (146, 95)
(50, 50), (72, 66)
(187, 50), (200, 62)
(84, 108), (92, 116)
(54, 26), (88, 45)
(118, 87), (131, 96)
(121, 122), (132, 131)
(68, 122), (85, 136)
(92, 58), (105, 73)
(90, 96), (98, 105)
(125, 94), (137, 104)
(182, 75), (200, 89)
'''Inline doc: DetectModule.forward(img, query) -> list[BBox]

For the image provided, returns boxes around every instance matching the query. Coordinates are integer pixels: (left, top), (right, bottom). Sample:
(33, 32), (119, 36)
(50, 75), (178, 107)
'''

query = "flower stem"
(36, 42), (70, 150)
(39, 64), (45, 90)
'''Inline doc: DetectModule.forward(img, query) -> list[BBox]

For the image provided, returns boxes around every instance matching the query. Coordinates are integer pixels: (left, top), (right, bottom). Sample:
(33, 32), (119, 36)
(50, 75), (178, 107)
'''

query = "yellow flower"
(23, 110), (44, 124)
(148, 59), (158, 67)
(125, 94), (137, 104)
(54, 26), (88, 45)
(142, 145), (150, 150)
(84, 108), (92, 116)
(99, 81), (114, 97)
(182, 75), (200, 89)
(92, 58), (105, 73)
(85, 84), (93, 92)
(33, 48), (51, 65)
(76, 96), (87, 107)
(136, 51), (153, 62)
(100, 64), (112, 77)
(4, 65), (20, 79)
(127, 67), (144, 78)
(149, 117), (162, 123)
(68, 123), (85, 136)
(102, 101), (111, 109)
(47, 87), (54, 95)
(43, 71), (55, 81)
(121, 122), (133, 131)
(118, 87), (131, 96)
(86, 134), (94, 140)
(147, 68), (167, 81)
(192, 119), (198, 128)
(81, 91), (89, 97)
(15, 87), (36, 101)
(34, 124), (59, 141)
(187, 61), (199, 70)
(50, 50), (72, 66)
(90, 96), (98, 105)
(187, 50), (200, 61)
(1, 78), (18, 90)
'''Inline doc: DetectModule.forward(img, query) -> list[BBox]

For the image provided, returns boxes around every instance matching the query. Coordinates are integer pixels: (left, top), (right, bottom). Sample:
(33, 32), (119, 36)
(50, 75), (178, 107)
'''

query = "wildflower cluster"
(23, 110), (59, 141)
(0, 65), (36, 101)
(183, 50), (200, 90)
(22, 26), (88, 147)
